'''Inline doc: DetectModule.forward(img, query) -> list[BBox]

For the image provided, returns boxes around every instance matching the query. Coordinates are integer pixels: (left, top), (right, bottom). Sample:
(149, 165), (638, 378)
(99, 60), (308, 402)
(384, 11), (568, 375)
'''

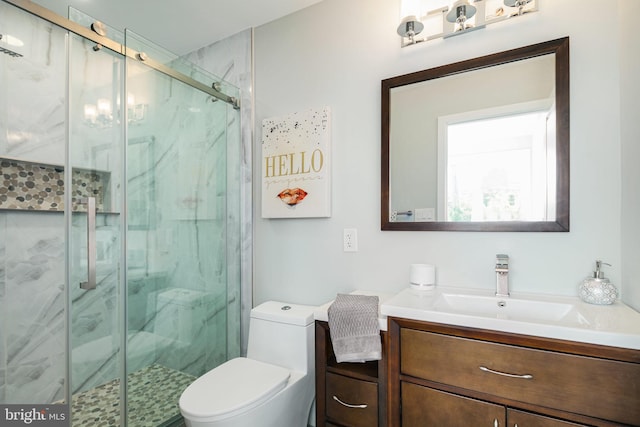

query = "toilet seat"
(179, 357), (291, 423)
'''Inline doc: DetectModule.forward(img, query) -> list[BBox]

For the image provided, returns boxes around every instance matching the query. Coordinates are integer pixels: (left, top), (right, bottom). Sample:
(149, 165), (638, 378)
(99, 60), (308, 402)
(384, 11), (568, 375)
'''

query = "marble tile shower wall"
(0, 3), (69, 404)
(0, 2), (67, 166)
(1, 212), (66, 403)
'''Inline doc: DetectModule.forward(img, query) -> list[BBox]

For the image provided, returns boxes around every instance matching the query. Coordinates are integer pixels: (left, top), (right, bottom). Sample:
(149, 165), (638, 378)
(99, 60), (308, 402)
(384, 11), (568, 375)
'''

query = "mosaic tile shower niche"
(0, 158), (111, 212)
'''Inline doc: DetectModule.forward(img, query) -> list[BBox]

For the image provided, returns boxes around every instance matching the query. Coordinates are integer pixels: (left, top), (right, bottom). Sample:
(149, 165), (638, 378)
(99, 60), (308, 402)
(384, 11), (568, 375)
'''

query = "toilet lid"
(179, 357), (291, 422)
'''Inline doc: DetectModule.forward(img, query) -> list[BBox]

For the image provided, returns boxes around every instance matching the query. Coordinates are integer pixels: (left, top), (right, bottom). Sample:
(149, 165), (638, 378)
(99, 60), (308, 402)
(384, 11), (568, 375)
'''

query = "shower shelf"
(1, 156), (113, 213)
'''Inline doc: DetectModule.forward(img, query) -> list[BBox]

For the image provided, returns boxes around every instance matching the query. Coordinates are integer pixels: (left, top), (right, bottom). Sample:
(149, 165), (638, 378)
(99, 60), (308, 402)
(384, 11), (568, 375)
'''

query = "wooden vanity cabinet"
(315, 320), (387, 427)
(388, 317), (640, 427)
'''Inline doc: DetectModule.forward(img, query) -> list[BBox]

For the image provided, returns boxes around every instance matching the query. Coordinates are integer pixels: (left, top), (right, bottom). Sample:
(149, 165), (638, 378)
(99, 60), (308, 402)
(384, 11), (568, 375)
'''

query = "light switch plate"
(343, 228), (358, 252)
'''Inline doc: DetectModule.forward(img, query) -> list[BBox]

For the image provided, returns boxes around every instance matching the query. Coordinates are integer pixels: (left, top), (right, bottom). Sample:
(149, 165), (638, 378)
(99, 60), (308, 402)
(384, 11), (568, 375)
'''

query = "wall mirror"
(381, 37), (569, 231)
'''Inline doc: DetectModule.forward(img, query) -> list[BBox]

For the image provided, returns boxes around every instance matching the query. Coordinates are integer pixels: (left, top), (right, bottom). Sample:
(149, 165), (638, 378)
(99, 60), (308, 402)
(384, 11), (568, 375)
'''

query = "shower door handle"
(80, 197), (97, 290)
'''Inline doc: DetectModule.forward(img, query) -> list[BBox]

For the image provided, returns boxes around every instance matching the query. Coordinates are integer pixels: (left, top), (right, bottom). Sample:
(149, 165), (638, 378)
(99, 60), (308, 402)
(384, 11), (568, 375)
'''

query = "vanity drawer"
(326, 372), (378, 427)
(401, 329), (640, 426)
(402, 382), (504, 427)
(508, 409), (587, 426)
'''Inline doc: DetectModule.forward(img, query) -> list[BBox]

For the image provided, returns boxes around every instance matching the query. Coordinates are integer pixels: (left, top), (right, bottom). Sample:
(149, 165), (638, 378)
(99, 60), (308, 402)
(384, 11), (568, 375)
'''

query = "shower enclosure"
(0, 1), (242, 425)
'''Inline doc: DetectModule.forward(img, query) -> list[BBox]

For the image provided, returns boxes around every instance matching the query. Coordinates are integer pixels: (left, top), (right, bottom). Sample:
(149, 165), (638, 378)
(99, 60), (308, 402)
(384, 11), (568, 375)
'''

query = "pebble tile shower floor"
(71, 364), (194, 426)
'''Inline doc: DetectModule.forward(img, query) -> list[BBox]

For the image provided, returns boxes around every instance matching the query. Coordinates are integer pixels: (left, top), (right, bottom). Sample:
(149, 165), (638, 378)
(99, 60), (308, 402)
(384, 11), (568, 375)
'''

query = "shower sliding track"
(3, 0), (240, 108)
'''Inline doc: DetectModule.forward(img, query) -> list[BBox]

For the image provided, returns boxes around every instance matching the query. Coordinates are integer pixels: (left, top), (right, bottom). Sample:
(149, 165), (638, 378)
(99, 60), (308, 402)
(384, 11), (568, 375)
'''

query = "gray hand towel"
(328, 293), (381, 363)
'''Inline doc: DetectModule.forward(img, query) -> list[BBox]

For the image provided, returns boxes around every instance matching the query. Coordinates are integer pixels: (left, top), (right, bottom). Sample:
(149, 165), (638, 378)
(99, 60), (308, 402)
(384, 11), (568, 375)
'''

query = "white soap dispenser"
(578, 260), (618, 305)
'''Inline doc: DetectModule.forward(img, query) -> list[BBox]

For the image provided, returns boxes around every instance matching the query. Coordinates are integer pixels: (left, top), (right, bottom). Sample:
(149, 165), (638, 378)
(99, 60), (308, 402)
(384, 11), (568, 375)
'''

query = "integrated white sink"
(434, 292), (582, 324)
(380, 287), (640, 350)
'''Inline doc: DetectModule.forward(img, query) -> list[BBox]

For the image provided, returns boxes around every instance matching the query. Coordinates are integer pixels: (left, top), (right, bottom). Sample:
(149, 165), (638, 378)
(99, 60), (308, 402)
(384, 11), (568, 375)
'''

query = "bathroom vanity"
(382, 288), (640, 427)
(314, 288), (640, 426)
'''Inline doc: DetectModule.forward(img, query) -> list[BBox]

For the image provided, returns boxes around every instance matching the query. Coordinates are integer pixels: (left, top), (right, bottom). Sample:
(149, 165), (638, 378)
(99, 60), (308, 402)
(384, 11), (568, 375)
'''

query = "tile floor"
(71, 364), (195, 426)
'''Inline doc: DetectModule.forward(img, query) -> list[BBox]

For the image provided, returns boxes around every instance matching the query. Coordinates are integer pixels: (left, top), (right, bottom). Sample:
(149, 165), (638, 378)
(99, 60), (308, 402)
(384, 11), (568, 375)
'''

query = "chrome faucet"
(495, 254), (509, 297)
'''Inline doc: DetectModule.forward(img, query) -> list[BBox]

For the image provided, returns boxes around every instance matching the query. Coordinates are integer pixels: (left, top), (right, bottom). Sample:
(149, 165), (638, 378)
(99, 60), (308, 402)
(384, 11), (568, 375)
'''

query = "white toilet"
(179, 301), (316, 427)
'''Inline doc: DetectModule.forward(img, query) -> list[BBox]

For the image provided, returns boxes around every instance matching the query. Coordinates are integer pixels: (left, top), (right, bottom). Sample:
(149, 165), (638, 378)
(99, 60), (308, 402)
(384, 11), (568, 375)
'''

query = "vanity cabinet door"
(507, 409), (586, 427)
(401, 382), (505, 427)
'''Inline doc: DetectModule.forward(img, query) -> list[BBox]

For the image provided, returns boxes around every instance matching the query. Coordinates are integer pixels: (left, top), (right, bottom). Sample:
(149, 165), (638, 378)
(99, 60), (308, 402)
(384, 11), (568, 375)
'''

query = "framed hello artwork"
(261, 107), (331, 218)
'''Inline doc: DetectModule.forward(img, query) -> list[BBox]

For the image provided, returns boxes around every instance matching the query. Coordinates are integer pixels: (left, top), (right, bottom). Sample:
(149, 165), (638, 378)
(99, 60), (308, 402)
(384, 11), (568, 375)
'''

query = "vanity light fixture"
(446, 0), (477, 32)
(397, 15), (425, 45)
(396, 0), (538, 47)
(504, 0), (533, 16)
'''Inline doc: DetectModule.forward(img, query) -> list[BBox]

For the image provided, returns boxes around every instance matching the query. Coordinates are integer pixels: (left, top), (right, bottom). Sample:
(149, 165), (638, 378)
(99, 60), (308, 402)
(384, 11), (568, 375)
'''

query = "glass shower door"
(67, 32), (125, 426)
(124, 29), (239, 426)
(2, 2), (242, 426)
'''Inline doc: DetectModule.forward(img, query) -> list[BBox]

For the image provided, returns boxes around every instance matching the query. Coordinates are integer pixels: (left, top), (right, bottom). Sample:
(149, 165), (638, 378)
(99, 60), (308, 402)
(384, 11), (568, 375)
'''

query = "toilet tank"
(247, 301), (316, 374)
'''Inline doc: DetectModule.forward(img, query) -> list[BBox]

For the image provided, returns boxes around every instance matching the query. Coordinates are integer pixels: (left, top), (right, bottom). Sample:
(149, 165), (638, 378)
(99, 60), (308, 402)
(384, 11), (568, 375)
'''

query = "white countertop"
(380, 287), (640, 350)
(314, 290), (395, 331)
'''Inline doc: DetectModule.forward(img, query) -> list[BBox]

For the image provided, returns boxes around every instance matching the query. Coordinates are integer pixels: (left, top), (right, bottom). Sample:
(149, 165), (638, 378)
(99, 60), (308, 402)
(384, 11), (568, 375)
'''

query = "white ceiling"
(30, 0), (323, 54)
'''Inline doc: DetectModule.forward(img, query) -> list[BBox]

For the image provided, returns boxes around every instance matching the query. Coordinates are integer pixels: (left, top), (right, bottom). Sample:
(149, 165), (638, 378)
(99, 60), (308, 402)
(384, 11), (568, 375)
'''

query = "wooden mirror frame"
(381, 37), (569, 231)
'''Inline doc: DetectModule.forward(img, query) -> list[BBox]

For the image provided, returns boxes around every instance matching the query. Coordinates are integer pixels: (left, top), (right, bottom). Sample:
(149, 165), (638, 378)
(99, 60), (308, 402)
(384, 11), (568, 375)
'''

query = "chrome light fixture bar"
(397, 0), (538, 47)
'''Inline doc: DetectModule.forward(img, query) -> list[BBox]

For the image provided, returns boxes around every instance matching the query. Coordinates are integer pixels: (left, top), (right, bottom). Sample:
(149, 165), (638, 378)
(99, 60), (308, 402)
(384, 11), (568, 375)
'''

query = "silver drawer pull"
(332, 395), (368, 409)
(494, 419), (499, 427)
(480, 366), (533, 379)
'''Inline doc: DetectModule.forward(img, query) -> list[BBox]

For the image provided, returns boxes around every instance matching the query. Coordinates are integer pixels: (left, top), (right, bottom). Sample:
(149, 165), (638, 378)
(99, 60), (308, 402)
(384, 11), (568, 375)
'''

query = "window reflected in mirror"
(443, 108), (554, 222)
(381, 37), (570, 231)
